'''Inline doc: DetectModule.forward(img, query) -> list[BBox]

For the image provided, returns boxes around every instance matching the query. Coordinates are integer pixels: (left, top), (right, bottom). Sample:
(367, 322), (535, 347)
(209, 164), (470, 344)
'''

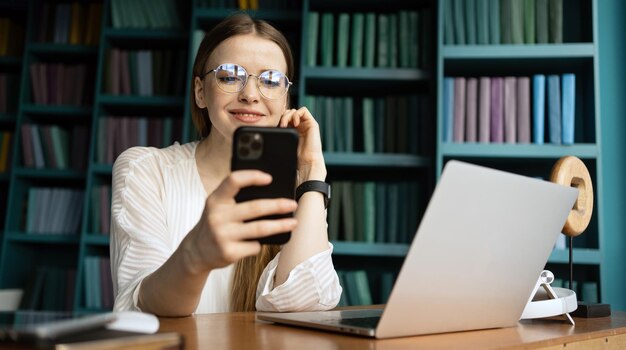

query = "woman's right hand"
(188, 170), (298, 272)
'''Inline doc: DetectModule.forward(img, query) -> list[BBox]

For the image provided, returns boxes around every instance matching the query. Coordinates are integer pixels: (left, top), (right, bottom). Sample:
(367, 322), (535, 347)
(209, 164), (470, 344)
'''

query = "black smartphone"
(231, 126), (299, 245)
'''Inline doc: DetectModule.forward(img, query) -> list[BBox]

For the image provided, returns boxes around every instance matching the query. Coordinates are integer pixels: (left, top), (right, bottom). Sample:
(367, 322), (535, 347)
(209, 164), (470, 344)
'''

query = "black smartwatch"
(295, 180), (331, 209)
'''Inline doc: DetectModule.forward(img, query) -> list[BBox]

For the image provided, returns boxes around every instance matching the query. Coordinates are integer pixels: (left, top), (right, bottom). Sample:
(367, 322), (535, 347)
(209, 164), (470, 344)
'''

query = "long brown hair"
(190, 14), (293, 312)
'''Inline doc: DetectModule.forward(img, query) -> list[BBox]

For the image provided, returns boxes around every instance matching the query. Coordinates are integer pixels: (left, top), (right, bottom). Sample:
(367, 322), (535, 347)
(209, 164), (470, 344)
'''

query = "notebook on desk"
(257, 160), (578, 339)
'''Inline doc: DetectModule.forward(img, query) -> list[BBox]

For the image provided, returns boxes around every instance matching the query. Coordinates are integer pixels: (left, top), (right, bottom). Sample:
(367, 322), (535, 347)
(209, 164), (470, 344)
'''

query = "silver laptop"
(257, 160), (578, 338)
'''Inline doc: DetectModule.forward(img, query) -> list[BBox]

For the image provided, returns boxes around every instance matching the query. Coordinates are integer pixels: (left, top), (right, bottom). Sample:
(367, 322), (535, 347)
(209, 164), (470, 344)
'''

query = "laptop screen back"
(376, 161), (577, 338)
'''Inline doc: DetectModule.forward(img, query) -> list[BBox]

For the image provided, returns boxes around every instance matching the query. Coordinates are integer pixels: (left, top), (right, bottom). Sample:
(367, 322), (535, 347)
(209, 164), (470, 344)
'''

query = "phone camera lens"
(240, 134), (251, 144)
(251, 141), (262, 151)
(239, 146), (250, 157)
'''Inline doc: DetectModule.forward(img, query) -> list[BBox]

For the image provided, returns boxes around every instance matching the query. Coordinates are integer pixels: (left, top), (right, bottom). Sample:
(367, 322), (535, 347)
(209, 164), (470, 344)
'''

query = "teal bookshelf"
(436, 0), (610, 304)
(0, 0), (437, 312)
(5, 0), (619, 312)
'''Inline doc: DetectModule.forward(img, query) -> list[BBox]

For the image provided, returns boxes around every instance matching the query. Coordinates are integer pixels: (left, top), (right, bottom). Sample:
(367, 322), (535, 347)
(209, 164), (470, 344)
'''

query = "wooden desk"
(158, 308), (626, 349)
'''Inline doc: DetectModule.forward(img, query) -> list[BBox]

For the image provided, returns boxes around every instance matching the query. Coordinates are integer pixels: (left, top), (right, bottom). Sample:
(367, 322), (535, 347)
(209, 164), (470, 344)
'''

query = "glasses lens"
(258, 70), (289, 99)
(214, 64), (246, 93)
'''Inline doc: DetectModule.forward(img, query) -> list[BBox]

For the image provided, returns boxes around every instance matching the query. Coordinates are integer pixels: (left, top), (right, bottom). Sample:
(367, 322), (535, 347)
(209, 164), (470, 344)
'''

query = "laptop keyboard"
(338, 316), (381, 329)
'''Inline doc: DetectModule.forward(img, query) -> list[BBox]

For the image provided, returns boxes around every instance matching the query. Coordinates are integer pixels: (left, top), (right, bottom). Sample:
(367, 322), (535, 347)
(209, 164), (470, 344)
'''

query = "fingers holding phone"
(197, 170), (298, 268)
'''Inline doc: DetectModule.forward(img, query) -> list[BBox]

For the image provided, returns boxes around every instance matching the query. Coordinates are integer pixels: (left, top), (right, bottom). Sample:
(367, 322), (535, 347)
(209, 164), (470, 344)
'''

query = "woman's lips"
(231, 111), (264, 123)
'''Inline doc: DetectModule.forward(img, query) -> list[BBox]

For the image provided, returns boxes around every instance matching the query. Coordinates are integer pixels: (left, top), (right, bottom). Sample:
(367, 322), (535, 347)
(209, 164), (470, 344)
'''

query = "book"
(547, 74), (561, 144)
(328, 182), (342, 241)
(306, 11), (320, 67)
(465, 77), (477, 142)
(561, 73), (575, 145)
(388, 14), (398, 68)
(336, 13), (350, 67)
(548, 0), (563, 43)
(55, 331), (183, 350)
(377, 15), (388, 67)
(478, 77), (491, 143)
(321, 13), (334, 67)
(341, 182), (354, 241)
(536, 0), (549, 43)
(443, 77), (454, 142)
(510, 0), (524, 44)
(453, 77), (466, 143)
(398, 11), (409, 67)
(350, 13), (364, 67)
(490, 77), (504, 143)
(362, 98), (375, 153)
(444, 0), (455, 45)
(524, 0), (535, 44)
(500, 0), (512, 44)
(516, 77), (531, 143)
(489, 0), (500, 44)
(476, 0), (489, 44)
(452, 0), (465, 45)
(352, 182), (364, 241)
(532, 74), (546, 144)
(363, 13), (376, 67)
(465, 0), (476, 45)
(353, 270), (372, 305)
(363, 182), (375, 243)
(503, 76), (517, 143)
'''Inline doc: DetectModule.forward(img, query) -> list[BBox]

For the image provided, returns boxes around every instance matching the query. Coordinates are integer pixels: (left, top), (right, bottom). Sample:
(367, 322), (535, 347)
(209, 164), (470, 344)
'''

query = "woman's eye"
(261, 79), (280, 88)
(218, 76), (240, 84)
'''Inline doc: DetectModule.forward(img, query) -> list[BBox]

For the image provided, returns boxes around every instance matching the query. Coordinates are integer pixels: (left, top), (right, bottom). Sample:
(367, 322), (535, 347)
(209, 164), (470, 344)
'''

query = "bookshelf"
(436, 0), (608, 303)
(0, 0), (436, 312)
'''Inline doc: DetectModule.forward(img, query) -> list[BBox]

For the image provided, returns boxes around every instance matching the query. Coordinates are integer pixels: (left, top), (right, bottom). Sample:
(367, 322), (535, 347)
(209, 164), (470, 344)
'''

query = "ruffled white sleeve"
(110, 147), (172, 312)
(255, 243), (342, 312)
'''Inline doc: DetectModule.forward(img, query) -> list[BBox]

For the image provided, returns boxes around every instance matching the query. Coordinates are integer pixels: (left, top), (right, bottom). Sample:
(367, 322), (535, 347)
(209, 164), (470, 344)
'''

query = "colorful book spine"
(453, 0), (466, 45)
(547, 74), (561, 144)
(510, 0), (524, 44)
(561, 73), (575, 145)
(516, 77), (531, 143)
(536, 0), (549, 43)
(549, 0), (563, 43)
(489, 0), (500, 44)
(443, 77), (455, 142)
(350, 13), (364, 67)
(503, 76), (517, 143)
(532, 74), (546, 144)
(490, 77), (504, 143)
(306, 12), (319, 66)
(524, 0), (535, 44)
(465, 0), (476, 45)
(453, 77), (466, 142)
(465, 77), (478, 142)
(478, 77), (491, 143)
(444, 0), (455, 45)
(476, 0), (489, 45)
(364, 13), (376, 67)
(336, 13), (350, 68)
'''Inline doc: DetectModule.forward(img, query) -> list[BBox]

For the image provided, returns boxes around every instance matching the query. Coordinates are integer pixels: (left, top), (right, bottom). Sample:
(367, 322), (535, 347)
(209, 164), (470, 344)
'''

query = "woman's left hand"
(279, 107), (327, 184)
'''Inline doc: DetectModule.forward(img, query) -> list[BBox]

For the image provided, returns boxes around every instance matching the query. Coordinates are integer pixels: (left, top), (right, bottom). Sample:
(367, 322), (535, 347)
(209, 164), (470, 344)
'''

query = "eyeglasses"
(200, 63), (292, 100)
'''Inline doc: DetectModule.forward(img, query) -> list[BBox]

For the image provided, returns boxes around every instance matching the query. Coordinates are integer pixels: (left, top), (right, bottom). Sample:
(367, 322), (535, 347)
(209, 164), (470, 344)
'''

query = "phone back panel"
(231, 127), (298, 244)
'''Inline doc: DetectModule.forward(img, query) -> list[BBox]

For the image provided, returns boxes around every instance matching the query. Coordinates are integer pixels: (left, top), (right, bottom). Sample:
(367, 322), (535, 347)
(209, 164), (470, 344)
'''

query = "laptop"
(257, 160), (578, 339)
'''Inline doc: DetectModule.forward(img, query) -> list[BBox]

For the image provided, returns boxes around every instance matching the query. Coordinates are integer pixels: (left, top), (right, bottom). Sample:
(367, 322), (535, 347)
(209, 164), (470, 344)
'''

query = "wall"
(597, 0), (626, 310)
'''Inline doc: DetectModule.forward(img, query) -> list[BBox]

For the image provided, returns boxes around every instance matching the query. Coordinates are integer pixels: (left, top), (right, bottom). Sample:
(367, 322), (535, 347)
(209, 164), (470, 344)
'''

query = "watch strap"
(295, 180), (331, 208)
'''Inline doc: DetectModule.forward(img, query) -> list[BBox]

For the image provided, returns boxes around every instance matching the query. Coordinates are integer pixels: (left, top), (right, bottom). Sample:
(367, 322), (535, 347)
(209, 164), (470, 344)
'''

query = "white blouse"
(110, 142), (342, 313)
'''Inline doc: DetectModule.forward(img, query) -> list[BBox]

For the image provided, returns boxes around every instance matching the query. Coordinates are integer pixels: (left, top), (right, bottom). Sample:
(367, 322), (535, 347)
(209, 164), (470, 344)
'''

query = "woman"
(110, 14), (341, 316)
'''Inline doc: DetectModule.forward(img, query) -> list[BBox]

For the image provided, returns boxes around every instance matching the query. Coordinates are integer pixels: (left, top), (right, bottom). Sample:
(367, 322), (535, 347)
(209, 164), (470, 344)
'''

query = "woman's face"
(194, 34), (289, 142)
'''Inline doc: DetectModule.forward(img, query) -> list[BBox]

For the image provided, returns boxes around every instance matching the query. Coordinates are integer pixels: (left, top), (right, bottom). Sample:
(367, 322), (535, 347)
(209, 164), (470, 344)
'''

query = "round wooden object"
(550, 156), (594, 237)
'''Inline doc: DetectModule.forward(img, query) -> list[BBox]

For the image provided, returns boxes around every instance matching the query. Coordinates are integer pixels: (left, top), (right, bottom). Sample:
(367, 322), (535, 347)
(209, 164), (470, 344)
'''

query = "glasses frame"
(200, 63), (293, 100)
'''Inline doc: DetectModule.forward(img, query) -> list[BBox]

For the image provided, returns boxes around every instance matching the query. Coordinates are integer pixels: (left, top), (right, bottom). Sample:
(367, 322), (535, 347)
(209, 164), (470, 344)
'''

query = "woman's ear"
(194, 76), (207, 109)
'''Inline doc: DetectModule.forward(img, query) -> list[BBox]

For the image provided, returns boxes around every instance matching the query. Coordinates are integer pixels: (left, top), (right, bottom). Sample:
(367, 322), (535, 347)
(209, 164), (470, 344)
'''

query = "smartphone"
(231, 126), (299, 245)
